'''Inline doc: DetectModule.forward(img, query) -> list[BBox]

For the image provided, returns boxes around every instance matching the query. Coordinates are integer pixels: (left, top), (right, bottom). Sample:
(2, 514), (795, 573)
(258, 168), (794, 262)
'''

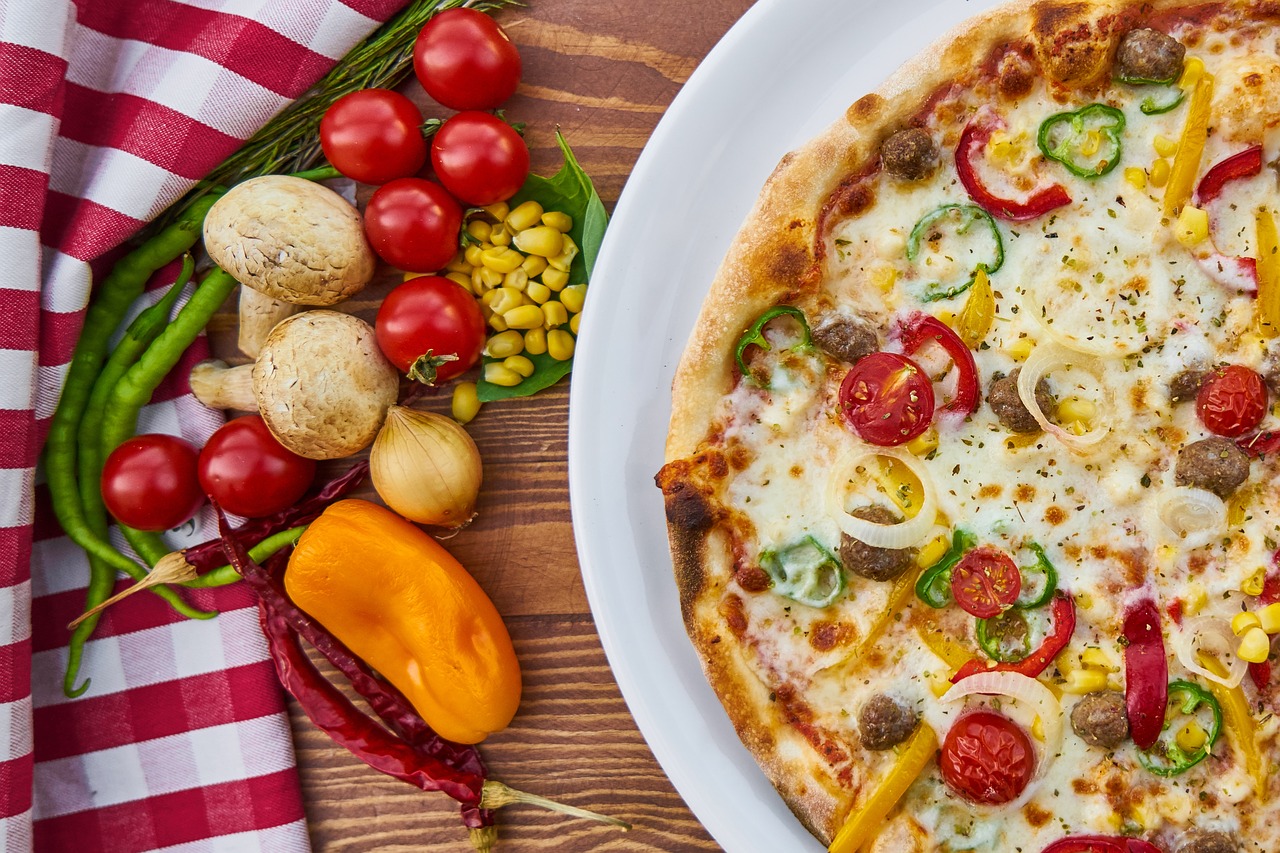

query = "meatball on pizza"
(656, 1), (1280, 851)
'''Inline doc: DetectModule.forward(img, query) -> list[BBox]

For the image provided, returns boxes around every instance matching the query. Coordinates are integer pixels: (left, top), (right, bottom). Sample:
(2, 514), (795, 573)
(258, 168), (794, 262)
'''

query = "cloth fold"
(0, 0), (407, 849)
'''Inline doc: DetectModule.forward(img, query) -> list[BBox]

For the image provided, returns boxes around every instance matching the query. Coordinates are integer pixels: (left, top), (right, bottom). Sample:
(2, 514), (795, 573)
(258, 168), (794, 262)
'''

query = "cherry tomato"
(319, 89), (427, 185)
(376, 276), (486, 384)
(939, 710), (1035, 805)
(430, 111), (530, 206)
(363, 178), (463, 273)
(101, 434), (204, 531)
(837, 352), (935, 446)
(950, 545), (1022, 619)
(413, 8), (521, 111)
(1196, 364), (1267, 437)
(197, 416), (316, 518)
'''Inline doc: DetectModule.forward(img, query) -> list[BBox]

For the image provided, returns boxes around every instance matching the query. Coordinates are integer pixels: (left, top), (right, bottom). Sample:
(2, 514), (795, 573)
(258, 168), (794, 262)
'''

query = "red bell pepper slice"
(1197, 253), (1258, 294)
(1238, 430), (1280, 459)
(956, 109), (1072, 222)
(1195, 145), (1263, 205)
(1123, 598), (1168, 750)
(1194, 147), (1265, 294)
(952, 592), (1075, 683)
(901, 313), (980, 414)
(1248, 549), (1280, 690)
(1041, 838), (1161, 853)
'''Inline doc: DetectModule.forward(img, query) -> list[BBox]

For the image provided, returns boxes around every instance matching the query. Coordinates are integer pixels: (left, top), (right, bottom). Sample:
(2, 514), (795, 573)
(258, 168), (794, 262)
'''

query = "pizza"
(655, 2), (1280, 851)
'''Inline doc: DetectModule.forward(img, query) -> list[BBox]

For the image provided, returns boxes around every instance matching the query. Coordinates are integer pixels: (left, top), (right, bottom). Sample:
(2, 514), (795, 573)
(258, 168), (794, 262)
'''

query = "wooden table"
(216, 1), (755, 849)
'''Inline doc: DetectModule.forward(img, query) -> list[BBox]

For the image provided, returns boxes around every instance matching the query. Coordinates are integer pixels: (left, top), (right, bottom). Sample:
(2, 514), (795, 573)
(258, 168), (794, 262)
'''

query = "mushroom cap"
(204, 176), (376, 306)
(253, 310), (399, 459)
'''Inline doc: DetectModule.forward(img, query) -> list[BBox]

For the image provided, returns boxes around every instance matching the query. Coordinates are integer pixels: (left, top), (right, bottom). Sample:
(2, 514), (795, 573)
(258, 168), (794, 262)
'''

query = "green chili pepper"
(915, 528), (977, 608)
(758, 536), (846, 608)
(1117, 72), (1180, 86)
(184, 526), (309, 589)
(734, 306), (813, 388)
(1137, 680), (1222, 777)
(1140, 86), (1186, 116)
(1015, 543), (1057, 609)
(99, 268), (240, 569)
(1038, 104), (1127, 178)
(906, 204), (1004, 303)
(976, 609), (1033, 662)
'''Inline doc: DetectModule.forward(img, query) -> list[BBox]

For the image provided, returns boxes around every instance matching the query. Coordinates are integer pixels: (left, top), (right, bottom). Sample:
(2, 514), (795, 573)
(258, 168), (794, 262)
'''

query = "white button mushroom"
(190, 311), (398, 460)
(203, 176), (377, 358)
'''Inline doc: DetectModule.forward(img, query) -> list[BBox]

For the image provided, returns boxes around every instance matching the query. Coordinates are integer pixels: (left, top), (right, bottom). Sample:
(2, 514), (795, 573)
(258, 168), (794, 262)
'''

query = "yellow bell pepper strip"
(917, 623), (974, 674)
(828, 724), (938, 853)
(1255, 208), (1280, 337)
(855, 566), (924, 657)
(871, 456), (925, 518)
(956, 268), (995, 349)
(1163, 72), (1215, 217)
(1199, 652), (1267, 797)
(285, 499), (522, 745)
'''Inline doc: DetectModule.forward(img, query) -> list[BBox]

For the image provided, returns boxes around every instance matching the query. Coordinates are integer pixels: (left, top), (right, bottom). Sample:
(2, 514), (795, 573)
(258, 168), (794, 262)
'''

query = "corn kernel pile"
(435, 199), (588, 389)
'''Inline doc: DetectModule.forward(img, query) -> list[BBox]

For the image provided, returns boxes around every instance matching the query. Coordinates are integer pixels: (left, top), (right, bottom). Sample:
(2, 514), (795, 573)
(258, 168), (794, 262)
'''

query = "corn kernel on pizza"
(656, 2), (1280, 851)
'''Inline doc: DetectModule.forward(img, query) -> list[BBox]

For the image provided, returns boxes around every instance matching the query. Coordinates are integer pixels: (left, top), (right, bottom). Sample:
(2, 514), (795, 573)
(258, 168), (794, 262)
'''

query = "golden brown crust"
(660, 0), (1261, 844)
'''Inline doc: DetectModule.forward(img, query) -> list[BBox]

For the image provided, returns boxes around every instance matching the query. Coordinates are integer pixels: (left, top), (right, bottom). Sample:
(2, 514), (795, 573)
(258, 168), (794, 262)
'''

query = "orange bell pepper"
(285, 499), (521, 744)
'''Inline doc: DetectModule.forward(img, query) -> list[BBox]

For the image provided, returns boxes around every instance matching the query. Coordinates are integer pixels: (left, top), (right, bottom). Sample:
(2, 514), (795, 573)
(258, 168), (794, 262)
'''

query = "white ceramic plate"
(568, 0), (1003, 848)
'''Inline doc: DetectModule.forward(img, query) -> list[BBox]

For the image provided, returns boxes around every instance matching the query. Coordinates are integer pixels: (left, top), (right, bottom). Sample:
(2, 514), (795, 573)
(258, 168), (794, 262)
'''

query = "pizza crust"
(659, 0), (1265, 844)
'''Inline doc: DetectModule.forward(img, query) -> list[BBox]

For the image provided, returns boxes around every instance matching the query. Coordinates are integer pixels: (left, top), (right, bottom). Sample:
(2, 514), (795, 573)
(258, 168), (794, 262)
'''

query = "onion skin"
(370, 406), (482, 528)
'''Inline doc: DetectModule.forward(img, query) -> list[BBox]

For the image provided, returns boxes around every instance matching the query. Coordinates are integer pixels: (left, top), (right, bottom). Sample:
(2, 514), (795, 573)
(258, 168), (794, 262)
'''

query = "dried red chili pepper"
(902, 313), (980, 414)
(1123, 598), (1168, 750)
(221, 507), (626, 845)
(957, 109), (1072, 222)
(185, 461), (369, 574)
(259, 591), (487, 805)
(216, 504), (454, 747)
(951, 593), (1076, 682)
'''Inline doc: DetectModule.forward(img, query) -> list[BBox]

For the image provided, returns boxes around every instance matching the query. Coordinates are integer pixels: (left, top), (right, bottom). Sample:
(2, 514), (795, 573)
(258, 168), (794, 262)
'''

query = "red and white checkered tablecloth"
(0, 0), (408, 849)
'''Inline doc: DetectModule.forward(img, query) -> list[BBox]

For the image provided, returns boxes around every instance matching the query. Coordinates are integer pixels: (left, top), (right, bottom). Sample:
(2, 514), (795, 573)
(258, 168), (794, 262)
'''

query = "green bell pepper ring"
(759, 536), (846, 608)
(906, 204), (1004, 303)
(1140, 86), (1186, 116)
(735, 306), (813, 388)
(1038, 104), (1127, 178)
(1015, 543), (1058, 609)
(1137, 680), (1222, 777)
(915, 529), (977, 608)
(976, 609), (1034, 663)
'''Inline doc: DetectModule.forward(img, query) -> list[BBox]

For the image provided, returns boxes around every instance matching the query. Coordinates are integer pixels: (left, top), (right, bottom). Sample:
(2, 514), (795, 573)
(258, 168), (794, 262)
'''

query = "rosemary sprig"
(147, 0), (517, 235)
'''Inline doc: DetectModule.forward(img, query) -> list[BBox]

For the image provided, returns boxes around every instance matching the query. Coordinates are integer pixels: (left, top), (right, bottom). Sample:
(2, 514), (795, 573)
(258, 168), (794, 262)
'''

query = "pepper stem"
(468, 827), (497, 853)
(66, 550), (197, 629)
(407, 351), (459, 386)
(479, 781), (631, 830)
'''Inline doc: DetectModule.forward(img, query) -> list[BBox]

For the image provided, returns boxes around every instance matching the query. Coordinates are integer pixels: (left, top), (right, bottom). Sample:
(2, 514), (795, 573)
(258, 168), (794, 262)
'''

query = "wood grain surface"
(209, 1), (756, 849)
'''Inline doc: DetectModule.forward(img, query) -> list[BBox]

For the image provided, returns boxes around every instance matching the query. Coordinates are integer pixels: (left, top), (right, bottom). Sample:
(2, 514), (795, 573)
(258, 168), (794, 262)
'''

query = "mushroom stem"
(190, 360), (256, 411)
(239, 288), (301, 358)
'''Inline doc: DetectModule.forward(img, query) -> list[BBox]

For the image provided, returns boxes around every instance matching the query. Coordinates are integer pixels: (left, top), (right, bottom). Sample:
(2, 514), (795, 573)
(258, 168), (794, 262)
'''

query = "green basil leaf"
(477, 131), (607, 402)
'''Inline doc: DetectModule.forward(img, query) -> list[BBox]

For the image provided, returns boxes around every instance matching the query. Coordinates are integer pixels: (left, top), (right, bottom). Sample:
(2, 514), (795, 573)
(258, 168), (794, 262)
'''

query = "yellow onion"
(370, 406), (482, 528)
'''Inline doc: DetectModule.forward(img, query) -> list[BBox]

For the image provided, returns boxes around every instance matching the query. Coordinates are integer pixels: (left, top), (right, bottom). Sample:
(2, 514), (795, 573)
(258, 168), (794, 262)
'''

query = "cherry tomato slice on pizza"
(939, 709), (1035, 805)
(1196, 364), (1267, 437)
(837, 351), (935, 446)
(950, 545), (1022, 619)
